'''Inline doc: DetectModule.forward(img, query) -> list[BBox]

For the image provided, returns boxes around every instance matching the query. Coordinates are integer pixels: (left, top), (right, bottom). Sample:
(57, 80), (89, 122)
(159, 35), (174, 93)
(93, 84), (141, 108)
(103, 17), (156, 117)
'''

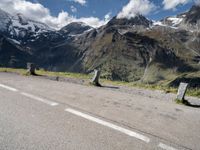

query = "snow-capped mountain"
(161, 5), (200, 31)
(11, 13), (53, 35)
(0, 9), (53, 40)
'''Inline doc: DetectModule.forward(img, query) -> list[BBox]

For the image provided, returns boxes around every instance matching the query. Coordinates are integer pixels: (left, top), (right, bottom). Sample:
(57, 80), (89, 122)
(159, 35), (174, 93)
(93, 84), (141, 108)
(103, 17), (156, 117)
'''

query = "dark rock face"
(0, 34), (32, 68)
(60, 22), (92, 35)
(169, 77), (200, 88)
(107, 15), (152, 27)
(17, 13), (29, 25)
(0, 9), (12, 33)
(184, 5), (200, 24)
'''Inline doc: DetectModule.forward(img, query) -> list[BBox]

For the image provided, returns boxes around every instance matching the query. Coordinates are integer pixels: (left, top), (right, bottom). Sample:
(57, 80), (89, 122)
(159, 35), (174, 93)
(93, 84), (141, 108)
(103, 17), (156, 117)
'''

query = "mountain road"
(0, 72), (200, 150)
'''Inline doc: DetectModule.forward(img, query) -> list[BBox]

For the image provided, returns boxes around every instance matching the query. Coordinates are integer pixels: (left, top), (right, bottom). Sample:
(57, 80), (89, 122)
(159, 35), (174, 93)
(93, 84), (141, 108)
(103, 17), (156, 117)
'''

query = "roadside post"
(91, 69), (101, 87)
(177, 82), (188, 101)
(27, 63), (36, 75)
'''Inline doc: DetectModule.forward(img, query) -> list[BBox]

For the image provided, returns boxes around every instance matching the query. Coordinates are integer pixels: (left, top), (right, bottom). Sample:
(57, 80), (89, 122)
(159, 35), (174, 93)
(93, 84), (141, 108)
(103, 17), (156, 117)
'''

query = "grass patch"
(0, 67), (92, 79)
(0, 68), (27, 75)
(102, 79), (200, 98)
(175, 99), (185, 105)
(36, 70), (91, 79)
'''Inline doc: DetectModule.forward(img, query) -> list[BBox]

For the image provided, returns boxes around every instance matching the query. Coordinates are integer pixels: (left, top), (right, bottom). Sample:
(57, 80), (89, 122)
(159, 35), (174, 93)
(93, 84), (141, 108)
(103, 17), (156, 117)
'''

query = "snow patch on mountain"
(0, 9), (11, 32)
(153, 21), (165, 26)
(167, 17), (183, 26)
(152, 20), (179, 29)
(0, 9), (54, 38)
(8, 38), (21, 45)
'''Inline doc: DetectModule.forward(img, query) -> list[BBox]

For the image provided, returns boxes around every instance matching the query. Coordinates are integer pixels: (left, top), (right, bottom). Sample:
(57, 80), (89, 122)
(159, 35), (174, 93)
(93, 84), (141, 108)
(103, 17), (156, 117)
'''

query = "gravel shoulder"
(33, 72), (200, 105)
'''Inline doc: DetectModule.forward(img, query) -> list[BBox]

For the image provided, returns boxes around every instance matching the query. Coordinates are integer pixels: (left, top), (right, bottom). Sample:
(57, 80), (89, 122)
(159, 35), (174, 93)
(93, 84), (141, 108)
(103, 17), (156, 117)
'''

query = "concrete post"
(27, 63), (36, 75)
(91, 69), (101, 87)
(177, 82), (188, 101)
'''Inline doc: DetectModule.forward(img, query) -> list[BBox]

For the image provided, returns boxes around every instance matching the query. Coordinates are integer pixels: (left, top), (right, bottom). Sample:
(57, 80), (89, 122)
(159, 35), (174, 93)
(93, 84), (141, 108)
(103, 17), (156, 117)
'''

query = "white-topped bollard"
(177, 82), (188, 101)
(27, 63), (36, 75)
(91, 69), (101, 87)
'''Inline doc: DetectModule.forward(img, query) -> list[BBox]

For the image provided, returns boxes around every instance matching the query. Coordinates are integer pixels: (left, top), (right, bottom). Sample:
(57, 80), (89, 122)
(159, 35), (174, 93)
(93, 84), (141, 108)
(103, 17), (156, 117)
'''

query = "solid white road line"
(65, 108), (150, 143)
(0, 84), (18, 92)
(21, 92), (59, 106)
(158, 143), (178, 150)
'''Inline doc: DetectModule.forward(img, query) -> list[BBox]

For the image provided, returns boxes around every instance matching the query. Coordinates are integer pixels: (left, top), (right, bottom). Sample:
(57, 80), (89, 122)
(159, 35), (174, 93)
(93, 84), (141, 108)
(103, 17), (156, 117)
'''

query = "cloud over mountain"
(0, 0), (108, 29)
(72, 0), (86, 5)
(117, 0), (156, 19)
(162, 0), (191, 10)
(71, 5), (77, 13)
(195, 0), (200, 5)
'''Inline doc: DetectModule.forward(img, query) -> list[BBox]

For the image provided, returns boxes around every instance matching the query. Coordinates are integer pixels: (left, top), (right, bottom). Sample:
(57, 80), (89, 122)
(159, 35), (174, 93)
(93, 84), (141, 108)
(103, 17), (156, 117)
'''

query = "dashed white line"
(0, 83), (182, 149)
(65, 108), (150, 143)
(158, 143), (178, 150)
(21, 92), (59, 106)
(0, 83), (18, 92)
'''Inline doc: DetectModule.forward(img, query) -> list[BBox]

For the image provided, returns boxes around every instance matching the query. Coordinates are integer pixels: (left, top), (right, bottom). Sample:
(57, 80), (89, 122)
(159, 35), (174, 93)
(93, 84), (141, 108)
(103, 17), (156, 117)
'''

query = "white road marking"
(158, 143), (178, 150)
(65, 108), (150, 143)
(0, 84), (18, 92)
(21, 92), (59, 106)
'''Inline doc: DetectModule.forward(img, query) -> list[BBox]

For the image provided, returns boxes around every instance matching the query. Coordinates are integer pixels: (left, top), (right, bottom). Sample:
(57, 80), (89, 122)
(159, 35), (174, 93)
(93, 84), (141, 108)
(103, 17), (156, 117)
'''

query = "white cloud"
(117, 0), (156, 19)
(0, 0), (50, 21)
(195, 0), (200, 5)
(72, 0), (86, 5)
(71, 5), (77, 13)
(163, 0), (191, 10)
(104, 12), (112, 22)
(0, 0), (108, 29)
(76, 17), (105, 27)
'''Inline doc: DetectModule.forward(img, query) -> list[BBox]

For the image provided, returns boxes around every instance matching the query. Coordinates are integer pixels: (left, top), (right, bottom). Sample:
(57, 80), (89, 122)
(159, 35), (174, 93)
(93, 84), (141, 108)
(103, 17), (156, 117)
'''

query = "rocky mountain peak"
(0, 8), (9, 17)
(161, 5), (200, 30)
(184, 5), (200, 24)
(60, 22), (92, 35)
(0, 9), (12, 32)
(16, 13), (28, 25)
(107, 15), (152, 27)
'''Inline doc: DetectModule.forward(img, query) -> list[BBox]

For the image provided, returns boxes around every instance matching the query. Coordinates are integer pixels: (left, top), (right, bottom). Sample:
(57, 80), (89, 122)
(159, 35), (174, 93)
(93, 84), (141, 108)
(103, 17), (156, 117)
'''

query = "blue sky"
(31, 0), (127, 19)
(29, 0), (194, 20)
(0, 0), (198, 29)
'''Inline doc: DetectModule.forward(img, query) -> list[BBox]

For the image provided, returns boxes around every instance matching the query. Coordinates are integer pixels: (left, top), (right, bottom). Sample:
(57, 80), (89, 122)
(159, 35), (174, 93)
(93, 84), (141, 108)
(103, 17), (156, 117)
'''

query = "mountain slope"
(0, 34), (32, 68)
(71, 21), (197, 83)
(0, 6), (200, 85)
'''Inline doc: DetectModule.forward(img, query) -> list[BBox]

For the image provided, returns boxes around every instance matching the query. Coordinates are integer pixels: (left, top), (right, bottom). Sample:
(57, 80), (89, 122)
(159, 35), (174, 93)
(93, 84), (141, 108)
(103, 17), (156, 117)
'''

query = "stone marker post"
(177, 82), (188, 101)
(27, 63), (36, 75)
(91, 69), (101, 87)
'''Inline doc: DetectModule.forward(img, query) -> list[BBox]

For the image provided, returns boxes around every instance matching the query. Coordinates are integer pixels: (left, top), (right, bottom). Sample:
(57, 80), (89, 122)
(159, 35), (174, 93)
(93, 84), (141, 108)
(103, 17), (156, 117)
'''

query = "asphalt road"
(0, 72), (200, 150)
